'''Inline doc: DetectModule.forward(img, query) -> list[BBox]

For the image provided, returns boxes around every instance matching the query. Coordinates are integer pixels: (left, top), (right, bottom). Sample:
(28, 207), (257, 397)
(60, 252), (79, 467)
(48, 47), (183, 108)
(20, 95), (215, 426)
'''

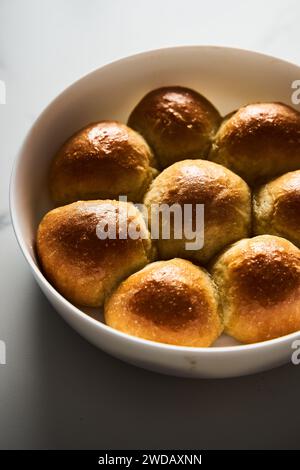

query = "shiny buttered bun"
(211, 235), (300, 343)
(50, 121), (157, 205)
(253, 170), (300, 248)
(105, 258), (223, 346)
(128, 86), (221, 168)
(143, 160), (251, 264)
(209, 102), (300, 185)
(37, 200), (154, 307)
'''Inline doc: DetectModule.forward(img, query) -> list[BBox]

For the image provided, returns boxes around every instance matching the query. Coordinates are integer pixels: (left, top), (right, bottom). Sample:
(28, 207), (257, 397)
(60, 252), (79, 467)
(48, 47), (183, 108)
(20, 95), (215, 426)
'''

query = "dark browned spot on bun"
(222, 103), (300, 158)
(49, 121), (156, 205)
(275, 185), (300, 228)
(46, 206), (142, 268)
(54, 121), (150, 170)
(128, 86), (221, 167)
(128, 278), (208, 330)
(232, 250), (300, 306)
(210, 102), (300, 186)
(158, 167), (242, 226)
(141, 88), (214, 134)
(129, 86), (219, 136)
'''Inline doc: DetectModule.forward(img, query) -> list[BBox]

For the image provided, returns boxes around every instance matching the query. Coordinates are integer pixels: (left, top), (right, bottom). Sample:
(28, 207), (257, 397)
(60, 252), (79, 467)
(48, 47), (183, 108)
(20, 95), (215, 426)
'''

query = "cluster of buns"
(37, 86), (300, 347)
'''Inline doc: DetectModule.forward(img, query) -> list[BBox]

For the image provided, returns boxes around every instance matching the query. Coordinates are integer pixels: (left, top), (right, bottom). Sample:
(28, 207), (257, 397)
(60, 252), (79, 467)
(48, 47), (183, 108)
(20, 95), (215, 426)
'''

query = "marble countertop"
(1, 0), (300, 449)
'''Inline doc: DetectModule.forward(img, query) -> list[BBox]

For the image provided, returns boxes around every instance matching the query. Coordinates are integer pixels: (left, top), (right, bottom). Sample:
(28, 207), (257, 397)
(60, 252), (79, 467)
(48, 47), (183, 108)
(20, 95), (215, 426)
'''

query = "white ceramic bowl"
(10, 46), (300, 378)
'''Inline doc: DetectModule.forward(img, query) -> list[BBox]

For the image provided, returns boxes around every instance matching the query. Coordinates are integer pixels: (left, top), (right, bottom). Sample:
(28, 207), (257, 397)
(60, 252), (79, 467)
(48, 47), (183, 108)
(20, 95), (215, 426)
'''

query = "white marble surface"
(1, 0), (300, 449)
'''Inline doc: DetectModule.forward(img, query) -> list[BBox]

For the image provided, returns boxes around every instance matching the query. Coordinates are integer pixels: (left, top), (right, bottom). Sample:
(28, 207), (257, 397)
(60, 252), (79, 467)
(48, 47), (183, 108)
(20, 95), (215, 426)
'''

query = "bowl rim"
(9, 44), (300, 355)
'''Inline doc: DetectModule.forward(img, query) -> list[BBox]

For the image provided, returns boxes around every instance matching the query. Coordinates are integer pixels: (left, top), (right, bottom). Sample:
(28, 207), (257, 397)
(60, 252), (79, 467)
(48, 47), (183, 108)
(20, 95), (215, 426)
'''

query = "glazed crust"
(211, 235), (300, 343)
(143, 159), (251, 264)
(37, 200), (154, 307)
(128, 86), (221, 168)
(50, 121), (158, 205)
(253, 170), (300, 248)
(209, 102), (300, 186)
(104, 258), (223, 347)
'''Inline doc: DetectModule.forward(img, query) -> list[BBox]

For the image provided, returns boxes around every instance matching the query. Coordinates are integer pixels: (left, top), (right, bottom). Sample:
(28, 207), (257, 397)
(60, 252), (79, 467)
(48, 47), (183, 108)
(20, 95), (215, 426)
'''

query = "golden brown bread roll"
(253, 170), (300, 248)
(209, 102), (300, 186)
(211, 235), (300, 343)
(128, 86), (221, 168)
(37, 200), (154, 307)
(104, 258), (223, 346)
(143, 159), (251, 264)
(50, 121), (157, 205)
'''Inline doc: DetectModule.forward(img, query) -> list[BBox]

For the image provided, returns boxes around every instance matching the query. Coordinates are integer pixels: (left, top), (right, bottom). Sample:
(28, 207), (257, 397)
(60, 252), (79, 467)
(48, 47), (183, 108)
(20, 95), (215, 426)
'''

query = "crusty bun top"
(209, 102), (300, 185)
(211, 235), (300, 343)
(50, 121), (157, 205)
(37, 200), (154, 307)
(212, 235), (300, 312)
(126, 261), (211, 330)
(41, 201), (141, 257)
(254, 170), (300, 247)
(128, 86), (221, 168)
(144, 159), (250, 218)
(143, 159), (251, 263)
(270, 173), (300, 232)
(227, 236), (300, 307)
(104, 258), (223, 346)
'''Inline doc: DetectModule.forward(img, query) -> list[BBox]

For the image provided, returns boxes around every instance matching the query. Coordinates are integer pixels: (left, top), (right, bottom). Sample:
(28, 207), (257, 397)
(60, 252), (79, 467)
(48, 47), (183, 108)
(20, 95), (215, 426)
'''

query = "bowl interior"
(11, 46), (300, 349)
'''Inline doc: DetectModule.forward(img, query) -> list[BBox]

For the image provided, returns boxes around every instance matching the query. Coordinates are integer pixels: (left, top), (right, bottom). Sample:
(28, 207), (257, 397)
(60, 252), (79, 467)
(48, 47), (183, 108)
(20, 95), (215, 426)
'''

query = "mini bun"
(143, 159), (251, 264)
(50, 121), (157, 205)
(209, 102), (300, 186)
(128, 86), (221, 168)
(253, 170), (300, 248)
(37, 200), (154, 307)
(211, 235), (300, 343)
(105, 258), (223, 346)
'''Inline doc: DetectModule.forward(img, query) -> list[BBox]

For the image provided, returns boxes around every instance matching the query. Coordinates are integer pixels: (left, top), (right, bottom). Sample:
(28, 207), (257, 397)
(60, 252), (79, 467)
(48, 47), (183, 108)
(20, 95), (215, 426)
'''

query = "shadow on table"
(27, 282), (300, 450)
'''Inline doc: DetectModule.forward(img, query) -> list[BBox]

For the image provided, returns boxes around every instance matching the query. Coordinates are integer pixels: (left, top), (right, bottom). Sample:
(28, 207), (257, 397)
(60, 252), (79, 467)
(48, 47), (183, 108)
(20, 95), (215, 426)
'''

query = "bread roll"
(105, 258), (223, 346)
(143, 159), (251, 264)
(50, 121), (157, 205)
(209, 102), (300, 185)
(37, 200), (154, 307)
(128, 86), (221, 168)
(253, 170), (300, 248)
(211, 235), (300, 343)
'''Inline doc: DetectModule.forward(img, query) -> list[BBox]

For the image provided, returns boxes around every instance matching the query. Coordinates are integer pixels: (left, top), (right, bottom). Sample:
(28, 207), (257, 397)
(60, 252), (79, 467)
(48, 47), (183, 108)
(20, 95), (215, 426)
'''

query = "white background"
(0, 0), (300, 448)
